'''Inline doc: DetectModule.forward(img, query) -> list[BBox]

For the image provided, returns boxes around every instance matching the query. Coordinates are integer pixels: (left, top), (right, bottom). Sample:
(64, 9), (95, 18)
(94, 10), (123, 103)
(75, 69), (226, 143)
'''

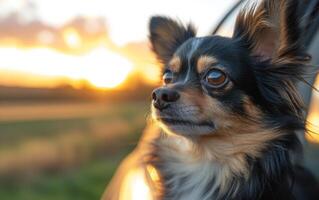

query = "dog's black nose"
(152, 88), (180, 110)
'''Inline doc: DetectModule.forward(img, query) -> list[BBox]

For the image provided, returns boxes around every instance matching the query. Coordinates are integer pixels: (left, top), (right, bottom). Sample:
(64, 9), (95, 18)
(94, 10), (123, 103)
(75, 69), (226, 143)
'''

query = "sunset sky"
(0, 0), (235, 45)
(0, 0), (236, 89)
(0, 0), (318, 145)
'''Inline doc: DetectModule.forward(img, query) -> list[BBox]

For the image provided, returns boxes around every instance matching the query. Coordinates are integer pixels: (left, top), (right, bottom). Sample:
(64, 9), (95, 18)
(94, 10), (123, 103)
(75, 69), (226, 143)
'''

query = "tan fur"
(196, 55), (217, 73)
(198, 129), (280, 171)
(242, 95), (262, 117)
(234, 0), (280, 59)
(168, 55), (181, 73)
(194, 92), (278, 164)
(105, 82), (284, 200)
(234, 0), (309, 65)
(152, 124), (281, 198)
(151, 86), (281, 198)
(198, 129), (280, 194)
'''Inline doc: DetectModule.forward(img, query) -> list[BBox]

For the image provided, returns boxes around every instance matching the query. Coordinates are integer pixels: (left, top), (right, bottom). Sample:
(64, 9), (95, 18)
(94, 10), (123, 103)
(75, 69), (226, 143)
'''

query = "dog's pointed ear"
(233, 0), (311, 116)
(233, 0), (310, 63)
(149, 16), (196, 64)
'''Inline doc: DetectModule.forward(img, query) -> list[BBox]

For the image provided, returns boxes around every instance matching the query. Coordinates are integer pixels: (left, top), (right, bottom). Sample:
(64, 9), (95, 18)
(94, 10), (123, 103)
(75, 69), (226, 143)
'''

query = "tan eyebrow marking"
(168, 56), (181, 73)
(196, 56), (218, 73)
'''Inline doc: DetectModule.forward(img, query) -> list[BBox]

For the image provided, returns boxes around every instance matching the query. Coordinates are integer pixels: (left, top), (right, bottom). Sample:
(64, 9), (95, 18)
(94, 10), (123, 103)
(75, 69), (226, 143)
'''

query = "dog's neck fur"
(147, 128), (298, 200)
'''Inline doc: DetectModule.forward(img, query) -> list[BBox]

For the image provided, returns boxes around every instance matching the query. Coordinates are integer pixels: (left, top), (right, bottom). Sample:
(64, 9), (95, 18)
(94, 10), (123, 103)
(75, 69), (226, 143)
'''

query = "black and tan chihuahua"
(104, 0), (319, 199)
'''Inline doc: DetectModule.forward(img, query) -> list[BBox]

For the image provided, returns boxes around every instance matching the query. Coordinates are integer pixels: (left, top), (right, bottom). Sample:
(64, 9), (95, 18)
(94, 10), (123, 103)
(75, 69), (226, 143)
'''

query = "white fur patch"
(154, 135), (239, 200)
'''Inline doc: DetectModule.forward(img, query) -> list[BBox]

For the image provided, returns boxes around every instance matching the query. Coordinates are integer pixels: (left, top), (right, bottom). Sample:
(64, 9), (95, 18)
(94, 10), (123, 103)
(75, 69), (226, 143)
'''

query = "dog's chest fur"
(148, 135), (244, 200)
(147, 131), (298, 200)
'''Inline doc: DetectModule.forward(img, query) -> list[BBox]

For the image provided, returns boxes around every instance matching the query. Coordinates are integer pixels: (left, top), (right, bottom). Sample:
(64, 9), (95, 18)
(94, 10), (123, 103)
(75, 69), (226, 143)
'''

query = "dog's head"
(149, 0), (309, 137)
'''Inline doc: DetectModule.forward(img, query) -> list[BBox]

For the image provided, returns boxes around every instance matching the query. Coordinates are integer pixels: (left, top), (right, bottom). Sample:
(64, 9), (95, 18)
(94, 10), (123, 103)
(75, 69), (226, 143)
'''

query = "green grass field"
(0, 101), (150, 200)
(0, 100), (319, 200)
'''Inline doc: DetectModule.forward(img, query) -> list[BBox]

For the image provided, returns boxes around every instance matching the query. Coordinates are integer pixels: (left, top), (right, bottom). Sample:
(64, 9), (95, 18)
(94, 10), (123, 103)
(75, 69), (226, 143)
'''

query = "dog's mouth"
(156, 117), (216, 136)
(158, 117), (215, 128)
(152, 104), (216, 135)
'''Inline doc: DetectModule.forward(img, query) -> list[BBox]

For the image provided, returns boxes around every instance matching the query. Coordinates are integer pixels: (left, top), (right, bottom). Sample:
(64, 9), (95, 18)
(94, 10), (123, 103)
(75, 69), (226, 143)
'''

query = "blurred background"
(0, 0), (318, 200)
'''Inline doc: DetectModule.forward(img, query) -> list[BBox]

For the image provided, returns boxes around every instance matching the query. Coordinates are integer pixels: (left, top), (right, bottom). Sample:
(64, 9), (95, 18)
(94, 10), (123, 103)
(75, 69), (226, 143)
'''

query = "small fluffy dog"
(104, 0), (319, 199)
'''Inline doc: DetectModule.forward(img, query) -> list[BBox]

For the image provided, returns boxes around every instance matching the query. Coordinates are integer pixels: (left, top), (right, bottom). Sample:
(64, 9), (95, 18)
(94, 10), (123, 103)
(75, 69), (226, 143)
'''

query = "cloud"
(0, 12), (110, 52)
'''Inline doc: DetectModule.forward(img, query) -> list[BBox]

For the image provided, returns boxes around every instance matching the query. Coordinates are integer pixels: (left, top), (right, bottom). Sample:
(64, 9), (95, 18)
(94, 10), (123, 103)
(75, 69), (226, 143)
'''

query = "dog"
(103, 0), (319, 199)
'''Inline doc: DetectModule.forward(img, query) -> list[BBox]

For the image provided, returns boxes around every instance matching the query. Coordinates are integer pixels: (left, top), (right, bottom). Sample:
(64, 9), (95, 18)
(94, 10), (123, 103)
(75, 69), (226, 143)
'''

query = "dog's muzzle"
(152, 88), (180, 111)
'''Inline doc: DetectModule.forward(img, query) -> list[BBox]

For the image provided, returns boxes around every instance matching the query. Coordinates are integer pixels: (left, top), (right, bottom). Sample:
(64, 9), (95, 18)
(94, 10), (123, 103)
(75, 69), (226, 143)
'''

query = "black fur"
(148, 0), (319, 199)
(149, 16), (196, 64)
(232, 134), (300, 200)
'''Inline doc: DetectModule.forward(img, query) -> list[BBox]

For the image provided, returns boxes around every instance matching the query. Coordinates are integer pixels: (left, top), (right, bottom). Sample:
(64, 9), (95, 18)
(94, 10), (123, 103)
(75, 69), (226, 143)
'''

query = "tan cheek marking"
(196, 56), (217, 74)
(179, 89), (230, 124)
(168, 56), (181, 73)
(196, 122), (281, 182)
(178, 89), (211, 119)
(199, 94), (231, 127)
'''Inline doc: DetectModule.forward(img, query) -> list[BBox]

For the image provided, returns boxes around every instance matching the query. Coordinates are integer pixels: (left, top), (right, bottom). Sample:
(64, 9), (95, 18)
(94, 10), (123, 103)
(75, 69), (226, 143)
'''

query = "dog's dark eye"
(205, 69), (227, 88)
(163, 71), (173, 84)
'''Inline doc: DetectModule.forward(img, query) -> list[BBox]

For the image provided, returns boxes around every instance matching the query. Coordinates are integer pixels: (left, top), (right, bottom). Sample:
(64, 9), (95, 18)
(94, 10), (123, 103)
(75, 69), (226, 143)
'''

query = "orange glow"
(306, 77), (319, 143)
(146, 164), (160, 182)
(0, 47), (133, 89)
(79, 47), (133, 88)
(135, 63), (161, 85)
(63, 28), (81, 48)
(306, 113), (319, 143)
(0, 0), (239, 90)
(120, 168), (153, 200)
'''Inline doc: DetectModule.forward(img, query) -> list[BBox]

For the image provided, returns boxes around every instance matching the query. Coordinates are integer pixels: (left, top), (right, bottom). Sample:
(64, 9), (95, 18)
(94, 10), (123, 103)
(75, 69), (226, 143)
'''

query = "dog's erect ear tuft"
(149, 16), (196, 64)
(234, 0), (311, 117)
(233, 0), (310, 63)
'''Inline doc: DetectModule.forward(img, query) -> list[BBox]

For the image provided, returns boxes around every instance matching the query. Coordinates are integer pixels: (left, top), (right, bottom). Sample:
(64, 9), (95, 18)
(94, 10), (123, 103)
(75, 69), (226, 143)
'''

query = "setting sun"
(0, 47), (133, 89)
(82, 47), (133, 88)
(63, 28), (82, 48)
